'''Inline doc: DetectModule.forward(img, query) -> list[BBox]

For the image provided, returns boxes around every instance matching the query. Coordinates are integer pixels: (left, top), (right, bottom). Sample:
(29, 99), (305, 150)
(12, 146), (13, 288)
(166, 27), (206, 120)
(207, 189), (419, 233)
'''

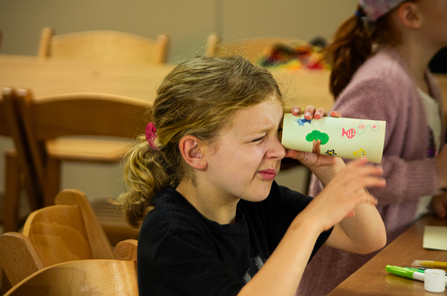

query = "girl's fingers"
(304, 105), (316, 119)
(330, 110), (342, 118)
(344, 210), (356, 219)
(356, 192), (378, 206)
(342, 168), (385, 189)
(332, 176), (385, 199)
(314, 107), (326, 119)
(340, 158), (382, 178)
(335, 175), (385, 195)
(290, 105), (331, 120)
(347, 157), (369, 166)
(285, 149), (300, 158)
(291, 106), (301, 115)
(328, 161), (385, 193)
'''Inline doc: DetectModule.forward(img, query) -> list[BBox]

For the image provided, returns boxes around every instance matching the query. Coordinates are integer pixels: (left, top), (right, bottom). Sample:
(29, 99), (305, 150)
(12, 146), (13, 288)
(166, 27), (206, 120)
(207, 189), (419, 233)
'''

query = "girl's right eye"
(252, 136), (265, 143)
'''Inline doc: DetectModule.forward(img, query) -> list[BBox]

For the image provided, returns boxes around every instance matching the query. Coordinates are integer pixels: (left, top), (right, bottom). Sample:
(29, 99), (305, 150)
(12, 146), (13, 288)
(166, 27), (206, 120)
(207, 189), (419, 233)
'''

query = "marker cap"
(425, 269), (445, 293)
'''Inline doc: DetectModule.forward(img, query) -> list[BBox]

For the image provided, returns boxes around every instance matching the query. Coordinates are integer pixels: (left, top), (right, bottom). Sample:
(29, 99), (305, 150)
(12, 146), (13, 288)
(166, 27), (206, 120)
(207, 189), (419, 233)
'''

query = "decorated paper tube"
(281, 114), (386, 164)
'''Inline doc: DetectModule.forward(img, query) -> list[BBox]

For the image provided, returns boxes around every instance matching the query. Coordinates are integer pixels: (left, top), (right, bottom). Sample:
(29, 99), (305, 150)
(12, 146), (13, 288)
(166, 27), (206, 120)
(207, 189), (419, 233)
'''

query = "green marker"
(386, 265), (425, 282)
(387, 265), (447, 287)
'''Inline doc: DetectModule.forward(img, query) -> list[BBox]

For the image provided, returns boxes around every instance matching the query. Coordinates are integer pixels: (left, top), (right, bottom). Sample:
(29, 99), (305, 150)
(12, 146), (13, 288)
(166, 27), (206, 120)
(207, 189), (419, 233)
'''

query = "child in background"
(119, 56), (386, 296)
(297, 1), (447, 295)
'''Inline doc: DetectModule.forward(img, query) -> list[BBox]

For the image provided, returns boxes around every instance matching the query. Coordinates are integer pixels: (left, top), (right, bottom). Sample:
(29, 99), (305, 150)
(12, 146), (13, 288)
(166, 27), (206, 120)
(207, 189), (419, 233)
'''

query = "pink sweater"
(296, 47), (446, 296)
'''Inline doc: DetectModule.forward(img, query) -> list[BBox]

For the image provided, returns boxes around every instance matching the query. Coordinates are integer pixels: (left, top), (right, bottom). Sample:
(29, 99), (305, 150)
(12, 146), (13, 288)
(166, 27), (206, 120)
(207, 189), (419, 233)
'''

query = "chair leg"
(42, 157), (61, 207)
(22, 175), (42, 212)
(3, 153), (20, 233)
(1, 269), (12, 296)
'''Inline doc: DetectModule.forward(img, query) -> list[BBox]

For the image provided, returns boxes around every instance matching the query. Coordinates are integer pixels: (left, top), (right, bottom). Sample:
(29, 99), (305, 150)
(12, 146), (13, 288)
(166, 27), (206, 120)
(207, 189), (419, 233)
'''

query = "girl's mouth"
(258, 169), (277, 180)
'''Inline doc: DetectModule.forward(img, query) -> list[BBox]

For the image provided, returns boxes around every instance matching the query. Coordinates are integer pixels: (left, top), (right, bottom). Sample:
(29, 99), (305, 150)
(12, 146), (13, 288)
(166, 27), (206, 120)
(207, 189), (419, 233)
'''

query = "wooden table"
(0, 54), (334, 110)
(2, 54), (447, 118)
(0, 54), (174, 101)
(1, 54), (447, 122)
(328, 215), (447, 296)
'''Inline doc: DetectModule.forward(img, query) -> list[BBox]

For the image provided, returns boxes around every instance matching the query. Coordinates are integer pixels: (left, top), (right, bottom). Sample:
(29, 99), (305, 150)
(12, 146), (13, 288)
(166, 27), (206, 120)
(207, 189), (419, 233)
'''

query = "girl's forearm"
(238, 215), (322, 296)
(336, 195), (386, 254)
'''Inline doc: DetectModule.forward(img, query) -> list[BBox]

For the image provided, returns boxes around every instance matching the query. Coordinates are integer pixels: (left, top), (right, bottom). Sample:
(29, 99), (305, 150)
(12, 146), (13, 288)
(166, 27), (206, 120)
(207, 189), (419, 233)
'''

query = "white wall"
(0, 0), (356, 200)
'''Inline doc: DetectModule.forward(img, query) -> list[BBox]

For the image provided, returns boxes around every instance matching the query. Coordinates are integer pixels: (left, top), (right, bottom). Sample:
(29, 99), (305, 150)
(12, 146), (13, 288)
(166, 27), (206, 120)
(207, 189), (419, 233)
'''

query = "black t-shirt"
(137, 181), (332, 296)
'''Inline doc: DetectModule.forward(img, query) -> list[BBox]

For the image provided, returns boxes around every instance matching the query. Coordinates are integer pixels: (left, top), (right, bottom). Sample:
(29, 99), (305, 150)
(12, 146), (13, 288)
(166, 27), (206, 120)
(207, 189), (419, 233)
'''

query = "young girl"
(298, 1), (447, 295)
(119, 55), (386, 296)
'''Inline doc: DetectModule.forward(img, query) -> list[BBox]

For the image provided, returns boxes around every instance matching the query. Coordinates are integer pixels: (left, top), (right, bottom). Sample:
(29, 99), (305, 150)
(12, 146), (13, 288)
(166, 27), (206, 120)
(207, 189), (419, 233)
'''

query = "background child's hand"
(433, 145), (447, 219)
(432, 192), (447, 219)
(302, 157), (385, 232)
(436, 144), (447, 189)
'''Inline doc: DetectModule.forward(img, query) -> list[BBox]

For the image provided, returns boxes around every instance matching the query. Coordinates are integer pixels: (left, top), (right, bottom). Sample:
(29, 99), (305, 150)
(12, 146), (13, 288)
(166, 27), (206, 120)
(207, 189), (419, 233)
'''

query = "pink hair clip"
(145, 122), (159, 150)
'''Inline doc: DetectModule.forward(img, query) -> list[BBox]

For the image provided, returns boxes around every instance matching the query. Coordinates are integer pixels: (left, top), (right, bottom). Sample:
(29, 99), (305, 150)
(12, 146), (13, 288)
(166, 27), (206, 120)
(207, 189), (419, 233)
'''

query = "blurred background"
(0, 0), (357, 201)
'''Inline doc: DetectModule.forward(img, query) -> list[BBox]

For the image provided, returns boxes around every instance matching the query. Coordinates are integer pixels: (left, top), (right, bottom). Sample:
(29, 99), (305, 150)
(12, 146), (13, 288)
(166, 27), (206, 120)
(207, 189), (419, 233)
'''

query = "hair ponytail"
(325, 6), (372, 99)
(119, 136), (171, 228)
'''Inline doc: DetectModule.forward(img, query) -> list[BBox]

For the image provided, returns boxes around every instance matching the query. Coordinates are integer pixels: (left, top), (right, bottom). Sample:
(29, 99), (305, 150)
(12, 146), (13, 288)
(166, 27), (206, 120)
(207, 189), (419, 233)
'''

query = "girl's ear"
(179, 135), (207, 170)
(397, 2), (422, 29)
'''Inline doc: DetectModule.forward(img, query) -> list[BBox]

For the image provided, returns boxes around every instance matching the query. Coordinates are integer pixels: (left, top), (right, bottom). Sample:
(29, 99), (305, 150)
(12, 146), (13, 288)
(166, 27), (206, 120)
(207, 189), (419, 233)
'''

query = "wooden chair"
(38, 27), (169, 64)
(3, 259), (138, 296)
(113, 238), (138, 262)
(0, 189), (116, 287)
(0, 88), (43, 233)
(2, 89), (148, 245)
(10, 88), (150, 205)
(206, 33), (306, 64)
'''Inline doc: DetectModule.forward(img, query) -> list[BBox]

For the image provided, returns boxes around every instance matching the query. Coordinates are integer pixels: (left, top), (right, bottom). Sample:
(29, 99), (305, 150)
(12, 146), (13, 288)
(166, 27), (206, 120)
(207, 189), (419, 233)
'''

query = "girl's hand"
(303, 157), (385, 231)
(285, 105), (342, 169)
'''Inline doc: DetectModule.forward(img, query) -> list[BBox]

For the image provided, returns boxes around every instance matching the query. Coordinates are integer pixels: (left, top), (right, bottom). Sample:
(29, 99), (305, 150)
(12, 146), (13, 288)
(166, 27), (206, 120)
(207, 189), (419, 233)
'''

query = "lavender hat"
(359, 0), (406, 21)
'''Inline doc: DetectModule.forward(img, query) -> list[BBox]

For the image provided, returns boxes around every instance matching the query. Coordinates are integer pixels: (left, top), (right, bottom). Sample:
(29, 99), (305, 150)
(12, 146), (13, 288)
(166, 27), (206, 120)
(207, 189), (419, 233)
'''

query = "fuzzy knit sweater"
(296, 47), (446, 296)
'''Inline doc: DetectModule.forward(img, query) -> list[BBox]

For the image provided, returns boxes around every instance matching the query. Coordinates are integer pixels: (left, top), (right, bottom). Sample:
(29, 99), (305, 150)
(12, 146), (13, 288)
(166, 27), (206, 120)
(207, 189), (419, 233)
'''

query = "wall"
(0, 0), (356, 200)
(0, 0), (357, 61)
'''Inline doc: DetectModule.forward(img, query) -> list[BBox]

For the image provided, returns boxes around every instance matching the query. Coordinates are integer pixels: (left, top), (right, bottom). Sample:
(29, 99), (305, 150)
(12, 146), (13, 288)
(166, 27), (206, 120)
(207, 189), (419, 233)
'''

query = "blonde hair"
(119, 56), (282, 228)
(325, 1), (417, 98)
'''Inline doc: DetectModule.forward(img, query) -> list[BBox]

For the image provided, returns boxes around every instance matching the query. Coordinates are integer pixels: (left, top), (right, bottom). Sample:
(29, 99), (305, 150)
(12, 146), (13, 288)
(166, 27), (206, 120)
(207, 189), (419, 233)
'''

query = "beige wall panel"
(0, 0), (216, 62)
(220, 0), (357, 42)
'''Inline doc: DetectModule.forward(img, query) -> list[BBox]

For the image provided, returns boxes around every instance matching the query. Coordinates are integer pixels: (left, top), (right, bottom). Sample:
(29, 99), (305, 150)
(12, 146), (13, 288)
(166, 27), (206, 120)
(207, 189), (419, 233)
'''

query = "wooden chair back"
(0, 88), (31, 163)
(206, 33), (305, 64)
(39, 27), (169, 64)
(0, 89), (10, 137)
(21, 91), (150, 138)
(4, 259), (138, 296)
(1, 88), (43, 233)
(24, 204), (92, 267)
(113, 239), (138, 262)
(0, 189), (114, 286)
(13, 88), (151, 204)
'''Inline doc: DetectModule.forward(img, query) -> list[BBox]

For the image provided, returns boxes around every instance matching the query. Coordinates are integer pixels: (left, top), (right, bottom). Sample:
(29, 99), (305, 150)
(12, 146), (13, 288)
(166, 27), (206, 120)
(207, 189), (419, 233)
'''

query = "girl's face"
(202, 96), (286, 203)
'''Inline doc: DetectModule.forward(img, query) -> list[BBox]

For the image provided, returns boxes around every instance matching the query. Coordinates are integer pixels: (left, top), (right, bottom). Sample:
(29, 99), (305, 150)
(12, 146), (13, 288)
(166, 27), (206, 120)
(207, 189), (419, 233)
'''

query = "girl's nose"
(266, 138), (286, 160)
